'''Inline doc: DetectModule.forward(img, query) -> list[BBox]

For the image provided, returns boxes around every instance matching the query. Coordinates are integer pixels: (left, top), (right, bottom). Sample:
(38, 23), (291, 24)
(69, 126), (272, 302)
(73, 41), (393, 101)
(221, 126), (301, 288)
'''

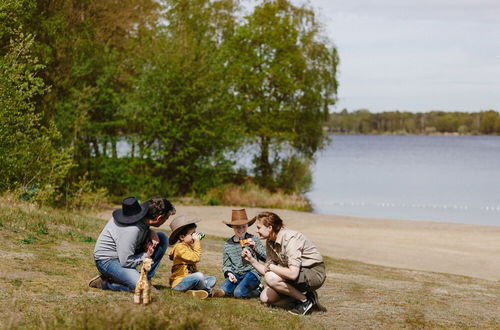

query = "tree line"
(0, 0), (338, 205)
(326, 109), (500, 135)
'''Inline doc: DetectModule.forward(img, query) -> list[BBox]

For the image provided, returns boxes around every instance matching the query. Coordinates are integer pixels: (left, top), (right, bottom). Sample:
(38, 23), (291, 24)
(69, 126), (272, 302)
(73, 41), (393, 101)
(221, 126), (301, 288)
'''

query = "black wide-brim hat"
(113, 196), (149, 225)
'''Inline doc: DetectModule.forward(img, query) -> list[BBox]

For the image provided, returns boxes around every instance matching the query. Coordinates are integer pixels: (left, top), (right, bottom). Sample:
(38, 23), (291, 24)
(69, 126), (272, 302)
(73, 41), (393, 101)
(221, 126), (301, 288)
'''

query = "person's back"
(88, 196), (175, 292)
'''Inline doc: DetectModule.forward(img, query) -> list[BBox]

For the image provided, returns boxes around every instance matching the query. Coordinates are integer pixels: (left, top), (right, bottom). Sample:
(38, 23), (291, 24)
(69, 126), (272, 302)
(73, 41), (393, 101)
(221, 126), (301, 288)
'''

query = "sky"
(295, 0), (500, 112)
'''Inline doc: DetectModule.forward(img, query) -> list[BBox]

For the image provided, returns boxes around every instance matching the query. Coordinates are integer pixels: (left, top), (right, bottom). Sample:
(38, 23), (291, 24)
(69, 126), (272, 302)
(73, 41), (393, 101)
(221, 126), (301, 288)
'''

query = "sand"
(99, 205), (500, 281)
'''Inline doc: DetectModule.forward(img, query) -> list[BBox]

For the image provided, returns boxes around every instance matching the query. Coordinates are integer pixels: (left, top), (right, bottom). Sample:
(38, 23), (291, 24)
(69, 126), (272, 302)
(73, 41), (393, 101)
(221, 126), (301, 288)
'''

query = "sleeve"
(176, 240), (202, 263)
(253, 236), (267, 262)
(222, 242), (234, 277)
(283, 233), (305, 268)
(116, 226), (147, 268)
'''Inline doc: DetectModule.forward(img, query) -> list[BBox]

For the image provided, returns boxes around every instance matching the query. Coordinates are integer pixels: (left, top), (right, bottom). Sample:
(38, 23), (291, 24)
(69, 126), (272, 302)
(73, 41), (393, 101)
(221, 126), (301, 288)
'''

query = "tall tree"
(124, 0), (242, 195)
(227, 0), (338, 187)
(0, 32), (71, 196)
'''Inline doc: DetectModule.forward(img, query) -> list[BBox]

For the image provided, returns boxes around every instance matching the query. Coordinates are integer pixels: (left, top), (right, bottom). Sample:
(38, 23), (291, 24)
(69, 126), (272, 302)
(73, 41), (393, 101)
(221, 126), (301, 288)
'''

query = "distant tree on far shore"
(326, 109), (500, 135)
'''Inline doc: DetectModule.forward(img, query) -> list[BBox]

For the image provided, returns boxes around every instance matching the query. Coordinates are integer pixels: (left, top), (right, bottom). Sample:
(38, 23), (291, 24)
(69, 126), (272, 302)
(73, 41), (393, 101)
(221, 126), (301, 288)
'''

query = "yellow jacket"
(168, 240), (202, 288)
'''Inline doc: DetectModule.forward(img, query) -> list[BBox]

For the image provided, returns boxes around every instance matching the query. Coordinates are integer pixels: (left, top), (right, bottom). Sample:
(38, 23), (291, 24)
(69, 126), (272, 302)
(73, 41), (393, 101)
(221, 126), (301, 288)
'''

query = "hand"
(145, 241), (155, 257)
(148, 230), (159, 249)
(246, 238), (256, 250)
(241, 248), (254, 263)
(228, 273), (237, 283)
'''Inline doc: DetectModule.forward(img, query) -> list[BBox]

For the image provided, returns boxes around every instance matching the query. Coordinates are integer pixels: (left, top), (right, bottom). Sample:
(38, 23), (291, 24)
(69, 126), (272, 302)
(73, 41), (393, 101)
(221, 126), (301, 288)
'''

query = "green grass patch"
(1, 195), (499, 329)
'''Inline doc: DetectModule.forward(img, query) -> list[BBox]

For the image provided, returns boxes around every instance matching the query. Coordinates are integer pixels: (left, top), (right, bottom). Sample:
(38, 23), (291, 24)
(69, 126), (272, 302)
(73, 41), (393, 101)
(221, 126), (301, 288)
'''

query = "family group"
(89, 196), (326, 315)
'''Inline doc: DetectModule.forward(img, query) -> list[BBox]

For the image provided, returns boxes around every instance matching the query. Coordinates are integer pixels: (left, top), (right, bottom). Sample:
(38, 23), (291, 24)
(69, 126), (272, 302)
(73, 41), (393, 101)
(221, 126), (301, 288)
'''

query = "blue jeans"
(219, 272), (261, 298)
(172, 272), (216, 294)
(95, 232), (168, 292)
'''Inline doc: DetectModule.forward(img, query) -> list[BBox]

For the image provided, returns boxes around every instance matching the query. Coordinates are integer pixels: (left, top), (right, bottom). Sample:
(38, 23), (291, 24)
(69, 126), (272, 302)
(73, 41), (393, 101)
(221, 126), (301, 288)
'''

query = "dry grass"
(0, 196), (499, 329)
(204, 183), (312, 211)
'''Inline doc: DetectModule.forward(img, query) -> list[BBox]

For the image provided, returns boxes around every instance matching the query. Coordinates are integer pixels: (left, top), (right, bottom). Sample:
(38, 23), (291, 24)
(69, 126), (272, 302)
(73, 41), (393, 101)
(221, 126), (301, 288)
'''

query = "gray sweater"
(93, 217), (149, 268)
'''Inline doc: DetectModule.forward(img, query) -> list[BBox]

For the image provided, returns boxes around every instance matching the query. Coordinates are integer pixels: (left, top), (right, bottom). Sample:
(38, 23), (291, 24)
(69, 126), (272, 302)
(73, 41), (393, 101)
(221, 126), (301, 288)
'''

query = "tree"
(0, 32), (71, 196)
(227, 0), (338, 188)
(124, 0), (242, 195)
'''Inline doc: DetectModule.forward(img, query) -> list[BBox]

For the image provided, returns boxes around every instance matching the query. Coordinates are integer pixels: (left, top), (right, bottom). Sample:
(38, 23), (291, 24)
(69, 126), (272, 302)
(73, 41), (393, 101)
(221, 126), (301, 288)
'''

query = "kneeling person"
(90, 196), (175, 292)
(242, 212), (326, 315)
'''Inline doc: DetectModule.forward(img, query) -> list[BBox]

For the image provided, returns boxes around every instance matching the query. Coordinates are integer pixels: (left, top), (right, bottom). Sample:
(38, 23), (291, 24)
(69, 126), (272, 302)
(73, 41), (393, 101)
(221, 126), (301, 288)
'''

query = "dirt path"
(96, 205), (500, 281)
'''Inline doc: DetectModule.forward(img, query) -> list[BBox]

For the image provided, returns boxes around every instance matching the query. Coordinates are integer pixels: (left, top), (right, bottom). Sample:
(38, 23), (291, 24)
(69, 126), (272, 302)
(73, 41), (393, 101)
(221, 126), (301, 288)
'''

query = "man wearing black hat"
(89, 196), (175, 292)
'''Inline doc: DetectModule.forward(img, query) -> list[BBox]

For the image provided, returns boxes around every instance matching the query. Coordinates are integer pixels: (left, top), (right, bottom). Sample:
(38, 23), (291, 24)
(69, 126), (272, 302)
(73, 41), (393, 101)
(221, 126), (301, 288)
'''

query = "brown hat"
(222, 209), (256, 228)
(169, 215), (201, 245)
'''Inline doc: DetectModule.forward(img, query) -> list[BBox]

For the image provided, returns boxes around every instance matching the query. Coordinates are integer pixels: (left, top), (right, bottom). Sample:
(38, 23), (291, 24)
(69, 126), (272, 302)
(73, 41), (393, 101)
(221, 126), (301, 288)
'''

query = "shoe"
(211, 288), (225, 297)
(306, 290), (318, 305)
(288, 297), (314, 316)
(88, 275), (105, 289)
(186, 290), (209, 300)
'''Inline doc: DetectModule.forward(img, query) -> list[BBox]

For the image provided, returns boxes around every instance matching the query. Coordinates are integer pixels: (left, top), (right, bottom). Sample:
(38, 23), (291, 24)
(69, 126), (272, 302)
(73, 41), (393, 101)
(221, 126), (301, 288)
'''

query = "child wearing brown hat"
(216, 209), (266, 298)
(168, 215), (224, 299)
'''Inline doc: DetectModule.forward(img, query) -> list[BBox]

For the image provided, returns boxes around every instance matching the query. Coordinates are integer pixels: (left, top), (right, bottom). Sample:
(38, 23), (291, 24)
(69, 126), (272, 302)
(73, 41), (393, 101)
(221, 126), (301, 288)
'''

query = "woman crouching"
(242, 212), (326, 315)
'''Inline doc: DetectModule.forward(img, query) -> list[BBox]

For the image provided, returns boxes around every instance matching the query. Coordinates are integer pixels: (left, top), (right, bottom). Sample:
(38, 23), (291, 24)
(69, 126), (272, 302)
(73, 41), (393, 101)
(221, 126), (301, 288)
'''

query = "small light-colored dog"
(134, 257), (153, 304)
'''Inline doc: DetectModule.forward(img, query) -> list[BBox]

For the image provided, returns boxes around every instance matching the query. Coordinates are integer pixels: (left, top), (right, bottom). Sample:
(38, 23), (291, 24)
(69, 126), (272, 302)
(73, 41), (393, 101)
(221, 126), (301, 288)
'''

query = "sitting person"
(242, 212), (326, 315)
(90, 196), (175, 292)
(168, 215), (224, 299)
(217, 209), (266, 298)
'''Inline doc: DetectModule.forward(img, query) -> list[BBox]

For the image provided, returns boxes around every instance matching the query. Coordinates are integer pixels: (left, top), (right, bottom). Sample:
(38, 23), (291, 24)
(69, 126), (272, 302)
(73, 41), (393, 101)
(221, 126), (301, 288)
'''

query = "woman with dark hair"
(242, 211), (326, 315)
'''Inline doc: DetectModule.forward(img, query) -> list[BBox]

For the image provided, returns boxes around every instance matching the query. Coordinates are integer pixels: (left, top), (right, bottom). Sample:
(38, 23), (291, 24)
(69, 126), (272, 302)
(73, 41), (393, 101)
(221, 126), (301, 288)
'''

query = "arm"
(176, 240), (202, 263)
(116, 226), (147, 268)
(267, 264), (300, 281)
(253, 236), (267, 262)
(222, 243), (234, 277)
(242, 248), (266, 275)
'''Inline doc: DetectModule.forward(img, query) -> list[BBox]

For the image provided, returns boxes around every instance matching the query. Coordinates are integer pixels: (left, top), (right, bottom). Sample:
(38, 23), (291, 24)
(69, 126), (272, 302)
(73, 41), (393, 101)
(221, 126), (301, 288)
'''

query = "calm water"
(307, 135), (500, 226)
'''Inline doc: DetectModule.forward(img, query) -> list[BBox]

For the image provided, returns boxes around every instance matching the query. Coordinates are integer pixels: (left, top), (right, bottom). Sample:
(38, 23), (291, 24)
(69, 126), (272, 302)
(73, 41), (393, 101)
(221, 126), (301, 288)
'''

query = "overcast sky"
(296, 0), (500, 112)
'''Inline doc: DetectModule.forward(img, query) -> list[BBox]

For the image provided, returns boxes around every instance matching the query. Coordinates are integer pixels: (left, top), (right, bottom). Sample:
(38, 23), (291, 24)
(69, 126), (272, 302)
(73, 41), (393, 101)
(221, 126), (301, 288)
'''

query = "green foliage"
(226, 0), (338, 188)
(327, 109), (500, 135)
(275, 155), (313, 194)
(1, 0), (337, 202)
(0, 32), (72, 201)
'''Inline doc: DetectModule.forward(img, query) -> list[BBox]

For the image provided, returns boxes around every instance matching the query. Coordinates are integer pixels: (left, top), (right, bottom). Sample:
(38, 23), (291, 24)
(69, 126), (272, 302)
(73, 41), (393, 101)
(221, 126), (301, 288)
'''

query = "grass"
(1, 195), (499, 329)
(202, 183), (312, 212)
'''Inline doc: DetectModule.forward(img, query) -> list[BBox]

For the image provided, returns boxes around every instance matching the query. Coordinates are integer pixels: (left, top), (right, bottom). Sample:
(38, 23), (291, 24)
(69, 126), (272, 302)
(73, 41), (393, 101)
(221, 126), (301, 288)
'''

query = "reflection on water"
(307, 135), (500, 226)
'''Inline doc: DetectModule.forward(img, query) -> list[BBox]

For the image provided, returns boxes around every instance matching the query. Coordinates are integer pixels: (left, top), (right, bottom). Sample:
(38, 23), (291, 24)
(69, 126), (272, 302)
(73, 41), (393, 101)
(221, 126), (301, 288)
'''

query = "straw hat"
(169, 215), (202, 245)
(222, 209), (256, 227)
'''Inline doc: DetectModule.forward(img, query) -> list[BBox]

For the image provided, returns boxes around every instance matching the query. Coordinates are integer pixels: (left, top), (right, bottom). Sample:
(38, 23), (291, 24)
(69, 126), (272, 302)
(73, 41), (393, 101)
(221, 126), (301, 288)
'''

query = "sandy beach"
(167, 206), (500, 281)
(99, 205), (500, 281)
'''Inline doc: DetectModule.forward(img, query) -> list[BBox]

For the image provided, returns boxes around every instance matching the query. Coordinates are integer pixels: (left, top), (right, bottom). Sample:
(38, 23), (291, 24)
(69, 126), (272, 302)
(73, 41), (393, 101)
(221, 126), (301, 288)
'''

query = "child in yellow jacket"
(168, 215), (224, 299)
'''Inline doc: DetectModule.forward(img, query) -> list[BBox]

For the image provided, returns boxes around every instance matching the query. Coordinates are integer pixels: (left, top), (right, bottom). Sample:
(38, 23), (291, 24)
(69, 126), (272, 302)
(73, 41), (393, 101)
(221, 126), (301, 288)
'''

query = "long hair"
(252, 211), (284, 237)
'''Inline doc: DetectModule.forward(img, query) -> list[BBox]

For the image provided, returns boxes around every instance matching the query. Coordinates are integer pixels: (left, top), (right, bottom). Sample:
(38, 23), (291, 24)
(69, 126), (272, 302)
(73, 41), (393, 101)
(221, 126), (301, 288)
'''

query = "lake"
(307, 135), (500, 226)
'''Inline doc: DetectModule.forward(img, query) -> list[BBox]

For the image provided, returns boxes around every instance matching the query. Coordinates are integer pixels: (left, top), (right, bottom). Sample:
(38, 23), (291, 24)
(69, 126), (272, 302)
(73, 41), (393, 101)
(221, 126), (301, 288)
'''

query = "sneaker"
(186, 290), (209, 300)
(211, 288), (225, 298)
(288, 298), (314, 316)
(88, 275), (105, 289)
(306, 290), (318, 305)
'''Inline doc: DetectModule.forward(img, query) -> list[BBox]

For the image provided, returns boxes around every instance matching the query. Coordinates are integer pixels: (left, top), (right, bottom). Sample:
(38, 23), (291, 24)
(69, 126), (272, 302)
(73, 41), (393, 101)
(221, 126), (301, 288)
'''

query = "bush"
(0, 32), (72, 202)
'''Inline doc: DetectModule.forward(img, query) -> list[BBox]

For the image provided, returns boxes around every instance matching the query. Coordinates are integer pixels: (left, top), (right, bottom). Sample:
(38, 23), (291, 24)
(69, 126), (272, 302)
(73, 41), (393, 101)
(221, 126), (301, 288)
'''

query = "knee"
(233, 287), (244, 298)
(259, 288), (273, 303)
(264, 271), (282, 287)
(193, 272), (204, 283)
(157, 232), (168, 247)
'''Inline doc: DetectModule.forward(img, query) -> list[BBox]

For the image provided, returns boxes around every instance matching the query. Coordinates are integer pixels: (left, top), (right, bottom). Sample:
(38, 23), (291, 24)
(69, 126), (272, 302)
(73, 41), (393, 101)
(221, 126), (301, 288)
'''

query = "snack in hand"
(239, 238), (250, 248)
